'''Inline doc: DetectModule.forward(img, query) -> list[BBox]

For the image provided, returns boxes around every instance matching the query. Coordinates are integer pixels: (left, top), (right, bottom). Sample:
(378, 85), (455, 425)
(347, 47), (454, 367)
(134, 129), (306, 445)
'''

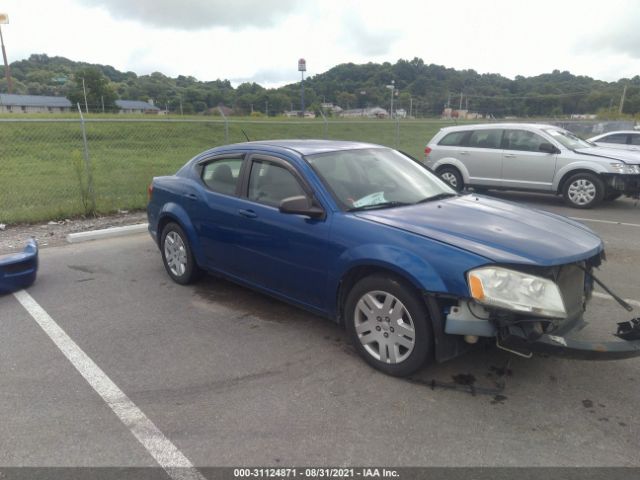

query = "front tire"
(437, 166), (464, 192)
(160, 222), (201, 285)
(562, 173), (605, 209)
(345, 274), (433, 377)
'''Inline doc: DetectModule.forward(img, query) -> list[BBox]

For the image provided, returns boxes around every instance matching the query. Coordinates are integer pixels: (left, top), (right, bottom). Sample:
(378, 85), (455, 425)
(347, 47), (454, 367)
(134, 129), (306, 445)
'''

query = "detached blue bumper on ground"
(0, 239), (38, 294)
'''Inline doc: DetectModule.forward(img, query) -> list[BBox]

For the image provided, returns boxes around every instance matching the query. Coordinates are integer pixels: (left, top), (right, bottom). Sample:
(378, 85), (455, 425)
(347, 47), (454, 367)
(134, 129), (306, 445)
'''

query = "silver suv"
(424, 123), (640, 208)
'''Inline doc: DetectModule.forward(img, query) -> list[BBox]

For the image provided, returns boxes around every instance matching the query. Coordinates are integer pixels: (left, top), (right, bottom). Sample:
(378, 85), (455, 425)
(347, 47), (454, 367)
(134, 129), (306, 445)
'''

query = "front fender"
(334, 243), (448, 295)
(157, 202), (205, 266)
(553, 163), (607, 191)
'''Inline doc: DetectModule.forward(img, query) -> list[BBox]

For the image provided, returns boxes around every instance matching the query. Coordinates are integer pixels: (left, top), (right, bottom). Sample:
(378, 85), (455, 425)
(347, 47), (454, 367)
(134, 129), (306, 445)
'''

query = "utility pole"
(101, 95), (104, 113)
(82, 77), (89, 113)
(619, 84), (627, 115)
(0, 14), (13, 94)
(409, 96), (413, 118)
(298, 58), (306, 116)
(386, 80), (395, 118)
(265, 100), (268, 117)
(459, 92), (463, 110)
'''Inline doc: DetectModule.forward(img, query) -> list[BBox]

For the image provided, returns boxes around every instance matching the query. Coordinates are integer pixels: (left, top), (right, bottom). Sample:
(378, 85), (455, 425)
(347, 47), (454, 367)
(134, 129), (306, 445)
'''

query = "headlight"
(467, 267), (566, 318)
(609, 163), (640, 174)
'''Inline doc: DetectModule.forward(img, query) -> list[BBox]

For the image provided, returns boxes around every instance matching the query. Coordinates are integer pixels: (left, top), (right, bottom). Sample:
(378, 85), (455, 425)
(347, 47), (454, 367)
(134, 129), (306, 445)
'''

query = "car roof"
(218, 139), (384, 156)
(591, 130), (639, 136)
(438, 123), (560, 132)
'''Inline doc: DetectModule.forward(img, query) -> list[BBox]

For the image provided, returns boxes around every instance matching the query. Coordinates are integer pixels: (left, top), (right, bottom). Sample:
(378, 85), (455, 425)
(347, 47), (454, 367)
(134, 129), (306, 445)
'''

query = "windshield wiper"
(415, 192), (458, 204)
(348, 201), (411, 212)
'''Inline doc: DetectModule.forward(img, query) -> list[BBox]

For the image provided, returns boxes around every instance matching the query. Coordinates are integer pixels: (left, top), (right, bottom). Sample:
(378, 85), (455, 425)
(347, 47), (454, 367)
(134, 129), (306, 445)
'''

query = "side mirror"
(279, 196), (325, 219)
(539, 142), (560, 154)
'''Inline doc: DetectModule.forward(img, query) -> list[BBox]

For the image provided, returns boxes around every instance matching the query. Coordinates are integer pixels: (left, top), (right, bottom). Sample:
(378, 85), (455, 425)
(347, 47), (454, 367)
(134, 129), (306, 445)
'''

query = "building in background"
(0, 94), (72, 113)
(115, 99), (160, 114)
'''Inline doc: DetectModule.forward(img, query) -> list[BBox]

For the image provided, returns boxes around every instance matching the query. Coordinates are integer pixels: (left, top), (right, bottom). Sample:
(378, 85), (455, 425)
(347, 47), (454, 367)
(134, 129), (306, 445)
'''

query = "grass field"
(0, 116), (456, 223)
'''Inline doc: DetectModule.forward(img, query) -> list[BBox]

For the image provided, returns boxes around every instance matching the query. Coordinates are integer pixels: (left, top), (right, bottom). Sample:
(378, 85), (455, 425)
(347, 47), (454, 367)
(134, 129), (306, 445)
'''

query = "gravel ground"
(0, 210), (148, 255)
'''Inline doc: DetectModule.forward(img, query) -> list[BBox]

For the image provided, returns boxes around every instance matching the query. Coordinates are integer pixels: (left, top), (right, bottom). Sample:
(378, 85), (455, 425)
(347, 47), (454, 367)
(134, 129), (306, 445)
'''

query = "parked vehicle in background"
(147, 140), (640, 377)
(424, 123), (640, 208)
(588, 130), (640, 152)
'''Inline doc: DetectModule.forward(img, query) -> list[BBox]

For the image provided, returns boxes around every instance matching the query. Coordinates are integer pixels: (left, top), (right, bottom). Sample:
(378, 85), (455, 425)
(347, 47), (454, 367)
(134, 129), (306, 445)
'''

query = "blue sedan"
(147, 140), (640, 376)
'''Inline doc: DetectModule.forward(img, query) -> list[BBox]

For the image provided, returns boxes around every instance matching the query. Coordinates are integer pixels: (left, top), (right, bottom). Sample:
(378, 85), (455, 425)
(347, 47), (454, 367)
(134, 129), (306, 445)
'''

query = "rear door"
(462, 129), (504, 187)
(501, 129), (558, 190)
(188, 155), (247, 276)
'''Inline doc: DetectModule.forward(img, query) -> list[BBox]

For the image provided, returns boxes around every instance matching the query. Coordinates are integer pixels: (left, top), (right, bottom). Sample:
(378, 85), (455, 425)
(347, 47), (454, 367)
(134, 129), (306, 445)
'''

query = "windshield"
(544, 128), (593, 150)
(306, 148), (455, 210)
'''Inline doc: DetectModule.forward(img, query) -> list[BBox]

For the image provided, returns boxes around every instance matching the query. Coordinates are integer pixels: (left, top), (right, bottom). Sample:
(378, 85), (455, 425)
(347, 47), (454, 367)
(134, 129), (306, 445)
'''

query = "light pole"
(386, 80), (395, 118)
(298, 58), (306, 117)
(0, 13), (13, 94)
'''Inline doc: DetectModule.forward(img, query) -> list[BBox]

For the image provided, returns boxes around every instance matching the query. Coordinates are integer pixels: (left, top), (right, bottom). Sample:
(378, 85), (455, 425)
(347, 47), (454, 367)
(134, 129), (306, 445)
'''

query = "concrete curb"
(66, 223), (149, 244)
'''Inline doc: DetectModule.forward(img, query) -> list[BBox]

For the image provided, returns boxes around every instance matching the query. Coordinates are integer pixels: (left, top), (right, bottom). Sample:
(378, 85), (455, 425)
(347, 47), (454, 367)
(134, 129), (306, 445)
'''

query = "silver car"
(588, 130), (640, 152)
(424, 123), (640, 208)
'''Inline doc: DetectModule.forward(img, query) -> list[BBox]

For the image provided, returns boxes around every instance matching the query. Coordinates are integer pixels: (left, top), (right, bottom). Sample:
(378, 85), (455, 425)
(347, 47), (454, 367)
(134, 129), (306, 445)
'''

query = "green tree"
(68, 67), (117, 112)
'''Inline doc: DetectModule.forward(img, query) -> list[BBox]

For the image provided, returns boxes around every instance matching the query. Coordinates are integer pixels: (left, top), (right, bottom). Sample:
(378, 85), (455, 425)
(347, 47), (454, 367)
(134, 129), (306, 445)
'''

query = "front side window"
(248, 160), (306, 207)
(599, 134), (628, 145)
(503, 130), (549, 152)
(468, 129), (503, 149)
(201, 158), (243, 195)
(307, 148), (454, 210)
(631, 134), (640, 146)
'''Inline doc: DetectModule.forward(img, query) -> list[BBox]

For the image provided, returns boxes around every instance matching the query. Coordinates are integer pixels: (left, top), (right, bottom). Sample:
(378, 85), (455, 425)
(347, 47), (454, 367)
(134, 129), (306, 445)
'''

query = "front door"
(233, 155), (331, 310)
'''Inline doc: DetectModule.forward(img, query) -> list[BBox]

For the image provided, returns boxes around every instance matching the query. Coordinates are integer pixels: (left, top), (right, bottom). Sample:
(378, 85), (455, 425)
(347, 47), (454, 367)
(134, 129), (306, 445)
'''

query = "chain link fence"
(2, 115), (628, 224)
(1, 115), (448, 224)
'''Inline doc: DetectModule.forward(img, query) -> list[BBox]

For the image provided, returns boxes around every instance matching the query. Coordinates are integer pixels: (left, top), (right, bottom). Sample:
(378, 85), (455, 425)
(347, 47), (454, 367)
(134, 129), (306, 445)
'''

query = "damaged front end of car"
(442, 251), (640, 360)
(0, 239), (39, 294)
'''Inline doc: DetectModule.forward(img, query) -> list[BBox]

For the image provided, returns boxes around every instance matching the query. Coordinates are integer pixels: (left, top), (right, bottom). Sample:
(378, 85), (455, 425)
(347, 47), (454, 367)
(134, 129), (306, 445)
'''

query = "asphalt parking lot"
(1, 193), (639, 474)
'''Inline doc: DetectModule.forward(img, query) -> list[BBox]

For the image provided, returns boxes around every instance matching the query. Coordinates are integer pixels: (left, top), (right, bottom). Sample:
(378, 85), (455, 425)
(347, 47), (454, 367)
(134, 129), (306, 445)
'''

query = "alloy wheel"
(353, 290), (416, 364)
(164, 231), (187, 277)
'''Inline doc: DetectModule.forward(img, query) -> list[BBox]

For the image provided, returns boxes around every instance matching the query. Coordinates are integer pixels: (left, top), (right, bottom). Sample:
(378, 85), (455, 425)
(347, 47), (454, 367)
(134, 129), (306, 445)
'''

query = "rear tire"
(437, 166), (464, 192)
(160, 222), (202, 285)
(562, 172), (605, 209)
(345, 274), (433, 377)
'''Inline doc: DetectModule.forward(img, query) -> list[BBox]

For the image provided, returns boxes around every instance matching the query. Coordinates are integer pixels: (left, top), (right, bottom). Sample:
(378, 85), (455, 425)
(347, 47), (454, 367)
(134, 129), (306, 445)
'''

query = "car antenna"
(241, 129), (251, 142)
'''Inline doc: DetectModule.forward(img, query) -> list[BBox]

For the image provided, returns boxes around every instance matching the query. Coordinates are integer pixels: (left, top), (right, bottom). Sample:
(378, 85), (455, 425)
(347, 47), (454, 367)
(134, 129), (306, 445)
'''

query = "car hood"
(355, 195), (603, 266)
(574, 146), (640, 164)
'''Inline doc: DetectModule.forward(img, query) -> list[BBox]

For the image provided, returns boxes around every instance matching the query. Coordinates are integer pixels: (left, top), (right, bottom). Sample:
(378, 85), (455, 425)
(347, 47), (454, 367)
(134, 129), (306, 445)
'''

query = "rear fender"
(157, 203), (205, 266)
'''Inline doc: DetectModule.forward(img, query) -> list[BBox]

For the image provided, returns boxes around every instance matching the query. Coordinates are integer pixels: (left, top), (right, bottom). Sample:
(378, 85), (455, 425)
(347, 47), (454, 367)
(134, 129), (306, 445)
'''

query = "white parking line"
(592, 291), (640, 308)
(13, 290), (205, 480)
(569, 217), (640, 228)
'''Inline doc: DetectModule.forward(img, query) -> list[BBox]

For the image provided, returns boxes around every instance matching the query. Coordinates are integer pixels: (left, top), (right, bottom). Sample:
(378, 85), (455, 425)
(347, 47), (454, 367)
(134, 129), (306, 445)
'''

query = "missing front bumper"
(498, 319), (640, 360)
(0, 239), (39, 294)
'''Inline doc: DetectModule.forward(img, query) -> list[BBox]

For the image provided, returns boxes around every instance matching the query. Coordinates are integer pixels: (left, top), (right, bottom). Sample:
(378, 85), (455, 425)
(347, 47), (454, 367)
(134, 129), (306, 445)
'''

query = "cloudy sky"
(1, 0), (639, 87)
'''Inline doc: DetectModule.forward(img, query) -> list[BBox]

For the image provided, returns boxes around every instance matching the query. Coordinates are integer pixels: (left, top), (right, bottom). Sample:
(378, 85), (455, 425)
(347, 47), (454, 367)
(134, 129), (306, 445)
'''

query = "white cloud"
(1, 0), (640, 87)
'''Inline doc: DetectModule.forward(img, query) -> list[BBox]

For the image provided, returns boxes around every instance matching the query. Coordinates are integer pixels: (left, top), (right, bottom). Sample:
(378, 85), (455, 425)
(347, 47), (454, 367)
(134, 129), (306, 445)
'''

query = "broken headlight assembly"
(467, 266), (566, 319)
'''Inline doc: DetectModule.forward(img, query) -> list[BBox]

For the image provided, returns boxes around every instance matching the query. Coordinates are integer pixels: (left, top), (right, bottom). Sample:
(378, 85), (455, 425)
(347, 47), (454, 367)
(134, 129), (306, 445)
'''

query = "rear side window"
(202, 158), (243, 195)
(631, 134), (640, 146)
(438, 131), (468, 147)
(599, 134), (628, 145)
(468, 129), (503, 149)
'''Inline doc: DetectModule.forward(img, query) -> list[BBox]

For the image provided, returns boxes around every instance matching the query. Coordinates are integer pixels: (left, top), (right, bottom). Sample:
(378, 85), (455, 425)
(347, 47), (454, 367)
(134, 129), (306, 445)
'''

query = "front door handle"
(238, 209), (257, 218)
(504, 154), (517, 158)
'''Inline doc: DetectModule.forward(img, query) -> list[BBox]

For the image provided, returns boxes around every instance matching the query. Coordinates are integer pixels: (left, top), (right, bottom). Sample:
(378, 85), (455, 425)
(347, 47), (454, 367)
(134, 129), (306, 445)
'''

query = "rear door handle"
(183, 193), (198, 200)
(504, 154), (516, 158)
(459, 151), (469, 155)
(238, 209), (257, 218)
